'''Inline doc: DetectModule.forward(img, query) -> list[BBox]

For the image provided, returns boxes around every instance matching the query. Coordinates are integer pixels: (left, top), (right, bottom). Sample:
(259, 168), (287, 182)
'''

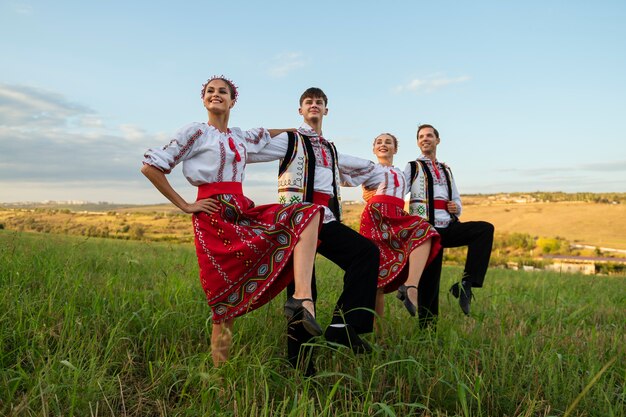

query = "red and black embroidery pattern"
(217, 141), (226, 182)
(243, 128), (266, 145)
(170, 129), (202, 170)
(193, 194), (321, 322)
(360, 198), (441, 293)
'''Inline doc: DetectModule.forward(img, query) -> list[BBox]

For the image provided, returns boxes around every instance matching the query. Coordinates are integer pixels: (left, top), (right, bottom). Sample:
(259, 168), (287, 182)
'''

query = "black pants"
(417, 220), (494, 325)
(287, 221), (379, 368)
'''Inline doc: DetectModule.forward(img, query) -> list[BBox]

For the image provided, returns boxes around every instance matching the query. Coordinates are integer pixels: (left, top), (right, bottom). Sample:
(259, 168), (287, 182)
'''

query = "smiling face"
(417, 126), (440, 156)
(373, 133), (398, 164)
(203, 79), (234, 114)
(298, 95), (328, 126)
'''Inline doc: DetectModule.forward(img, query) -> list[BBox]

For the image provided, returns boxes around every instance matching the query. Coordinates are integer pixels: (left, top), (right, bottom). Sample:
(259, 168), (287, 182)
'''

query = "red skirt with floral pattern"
(360, 195), (441, 293)
(192, 184), (321, 322)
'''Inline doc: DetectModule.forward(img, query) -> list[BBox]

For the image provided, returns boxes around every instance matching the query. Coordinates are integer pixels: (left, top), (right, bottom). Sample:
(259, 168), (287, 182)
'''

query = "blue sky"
(1, 0), (625, 205)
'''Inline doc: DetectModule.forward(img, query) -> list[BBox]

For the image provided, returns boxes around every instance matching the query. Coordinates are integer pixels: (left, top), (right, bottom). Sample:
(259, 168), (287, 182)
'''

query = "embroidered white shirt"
(372, 164), (409, 198)
(143, 122), (271, 186)
(248, 123), (384, 222)
(404, 155), (462, 228)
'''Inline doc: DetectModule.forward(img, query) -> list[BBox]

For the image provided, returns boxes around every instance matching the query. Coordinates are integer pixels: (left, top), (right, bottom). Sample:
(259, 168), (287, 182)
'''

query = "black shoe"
(449, 281), (472, 315)
(284, 297), (323, 336)
(449, 282), (460, 298)
(396, 285), (417, 316)
(324, 325), (372, 354)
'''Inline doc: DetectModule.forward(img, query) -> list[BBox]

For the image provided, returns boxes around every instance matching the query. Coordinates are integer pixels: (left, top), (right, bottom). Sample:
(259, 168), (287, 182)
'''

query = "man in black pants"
(248, 87), (383, 373)
(406, 124), (494, 326)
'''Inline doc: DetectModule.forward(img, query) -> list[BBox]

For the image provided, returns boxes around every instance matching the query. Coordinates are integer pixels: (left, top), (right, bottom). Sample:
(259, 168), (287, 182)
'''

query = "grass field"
(1, 231), (624, 416)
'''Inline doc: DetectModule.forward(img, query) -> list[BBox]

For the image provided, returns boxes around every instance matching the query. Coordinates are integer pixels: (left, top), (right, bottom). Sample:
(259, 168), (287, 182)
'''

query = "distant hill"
(342, 193), (626, 251)
(460, 199), (626, 250)
(2, 192), (625, 250)
(0, 201), (180, 213)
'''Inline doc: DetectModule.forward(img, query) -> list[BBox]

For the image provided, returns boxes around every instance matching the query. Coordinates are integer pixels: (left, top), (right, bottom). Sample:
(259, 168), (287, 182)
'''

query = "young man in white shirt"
(249, 87), (384, 373)
(406, 124), (494, 325)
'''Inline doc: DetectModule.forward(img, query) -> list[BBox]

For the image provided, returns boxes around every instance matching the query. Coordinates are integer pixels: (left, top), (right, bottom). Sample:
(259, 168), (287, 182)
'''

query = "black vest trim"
(327, 143), (341, 220)
(278, 131), (296, 175)
(409, 160), (417, 184)
(301, 136), (316, 204)
(416, 160), (436, 226)
(280, 133), (317, 205)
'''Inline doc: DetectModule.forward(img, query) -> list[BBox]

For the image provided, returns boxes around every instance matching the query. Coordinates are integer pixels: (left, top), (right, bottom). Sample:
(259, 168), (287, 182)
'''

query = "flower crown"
(200, 75), (239, 104)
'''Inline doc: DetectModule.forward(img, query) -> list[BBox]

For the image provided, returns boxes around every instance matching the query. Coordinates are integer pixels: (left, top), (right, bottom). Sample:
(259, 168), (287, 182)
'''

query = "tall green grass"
(1, 230), (624, 416)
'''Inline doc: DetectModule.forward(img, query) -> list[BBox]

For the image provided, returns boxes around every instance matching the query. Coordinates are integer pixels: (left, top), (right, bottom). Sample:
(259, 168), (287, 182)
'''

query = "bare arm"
(140, 164), (219, 214)
(267, 128), (296, 138)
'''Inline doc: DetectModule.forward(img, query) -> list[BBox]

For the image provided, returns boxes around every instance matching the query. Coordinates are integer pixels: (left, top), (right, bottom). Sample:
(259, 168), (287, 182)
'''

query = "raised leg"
(291, 211), (321, 317)
(403, 238), (432, 306)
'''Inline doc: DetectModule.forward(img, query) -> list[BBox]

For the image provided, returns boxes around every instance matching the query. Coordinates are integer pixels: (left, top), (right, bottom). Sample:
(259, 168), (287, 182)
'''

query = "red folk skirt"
(192, 182), (322, 322)
(360, 195), (441, 293)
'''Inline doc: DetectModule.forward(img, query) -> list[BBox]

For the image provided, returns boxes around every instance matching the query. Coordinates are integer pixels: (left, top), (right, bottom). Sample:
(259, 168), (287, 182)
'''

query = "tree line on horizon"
(463, 191), (625, 204)
(1, 204), (625, 276)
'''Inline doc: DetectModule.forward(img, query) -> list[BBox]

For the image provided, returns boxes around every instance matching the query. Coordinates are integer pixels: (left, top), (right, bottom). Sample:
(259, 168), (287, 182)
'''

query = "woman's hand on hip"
(185, 198), (220, 214)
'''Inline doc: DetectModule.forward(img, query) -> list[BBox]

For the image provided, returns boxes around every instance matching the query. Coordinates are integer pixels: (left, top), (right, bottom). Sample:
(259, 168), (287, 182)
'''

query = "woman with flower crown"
(141, 76), (322, 366)
(360, 133), (441, 322)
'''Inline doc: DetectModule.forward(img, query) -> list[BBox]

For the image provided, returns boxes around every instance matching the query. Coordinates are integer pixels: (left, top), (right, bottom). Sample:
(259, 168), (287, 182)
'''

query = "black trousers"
(287, 221), (379, 369)
(417, 220), (494, 325)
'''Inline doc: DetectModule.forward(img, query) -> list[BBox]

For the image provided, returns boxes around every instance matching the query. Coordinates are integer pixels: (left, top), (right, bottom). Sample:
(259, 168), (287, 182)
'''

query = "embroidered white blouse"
(142, 122), (271, 186)
(372, 164), (409, 199)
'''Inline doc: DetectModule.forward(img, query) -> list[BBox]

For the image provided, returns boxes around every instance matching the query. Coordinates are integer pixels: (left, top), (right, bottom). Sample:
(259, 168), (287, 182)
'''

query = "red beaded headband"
(200, 75), (239, 104)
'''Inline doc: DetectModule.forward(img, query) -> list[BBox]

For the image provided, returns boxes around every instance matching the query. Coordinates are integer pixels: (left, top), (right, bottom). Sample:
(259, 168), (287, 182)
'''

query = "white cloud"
(10, 0), (33, 15)
(76, 115), (105, 129)
(268, 52), (307, 77)
(0, 83), (199, 203)
(0, 84), (156, 188)
(395, 75), (471, 94)
(0, 84), (94, 128)
(119, 124), (149, 142)
(578, 161), (626, 172)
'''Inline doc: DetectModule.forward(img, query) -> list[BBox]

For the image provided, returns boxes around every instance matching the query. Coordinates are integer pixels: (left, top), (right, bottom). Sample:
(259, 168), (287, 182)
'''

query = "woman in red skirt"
(360, 133), (441, 320)
(141, 76), (322, 365)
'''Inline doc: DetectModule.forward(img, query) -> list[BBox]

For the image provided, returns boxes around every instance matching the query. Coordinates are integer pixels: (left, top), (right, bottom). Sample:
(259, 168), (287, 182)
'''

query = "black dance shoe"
(449, 281), (473, 315)
(396, 284), (418, 316)
(324, 324), (372, 354)
(284, 297), (323, 336)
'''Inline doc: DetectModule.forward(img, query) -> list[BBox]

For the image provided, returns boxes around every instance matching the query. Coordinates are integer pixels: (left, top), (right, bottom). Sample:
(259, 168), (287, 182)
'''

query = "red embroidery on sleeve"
(172, 129), (203, 167)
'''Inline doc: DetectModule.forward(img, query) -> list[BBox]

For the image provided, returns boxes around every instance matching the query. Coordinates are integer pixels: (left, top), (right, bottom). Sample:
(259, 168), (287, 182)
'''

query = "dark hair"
(200, 76), (238, 103)
(417, 124), (439, 139)
(299, 87), (328, 106)
(373, 133), (399, 150)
